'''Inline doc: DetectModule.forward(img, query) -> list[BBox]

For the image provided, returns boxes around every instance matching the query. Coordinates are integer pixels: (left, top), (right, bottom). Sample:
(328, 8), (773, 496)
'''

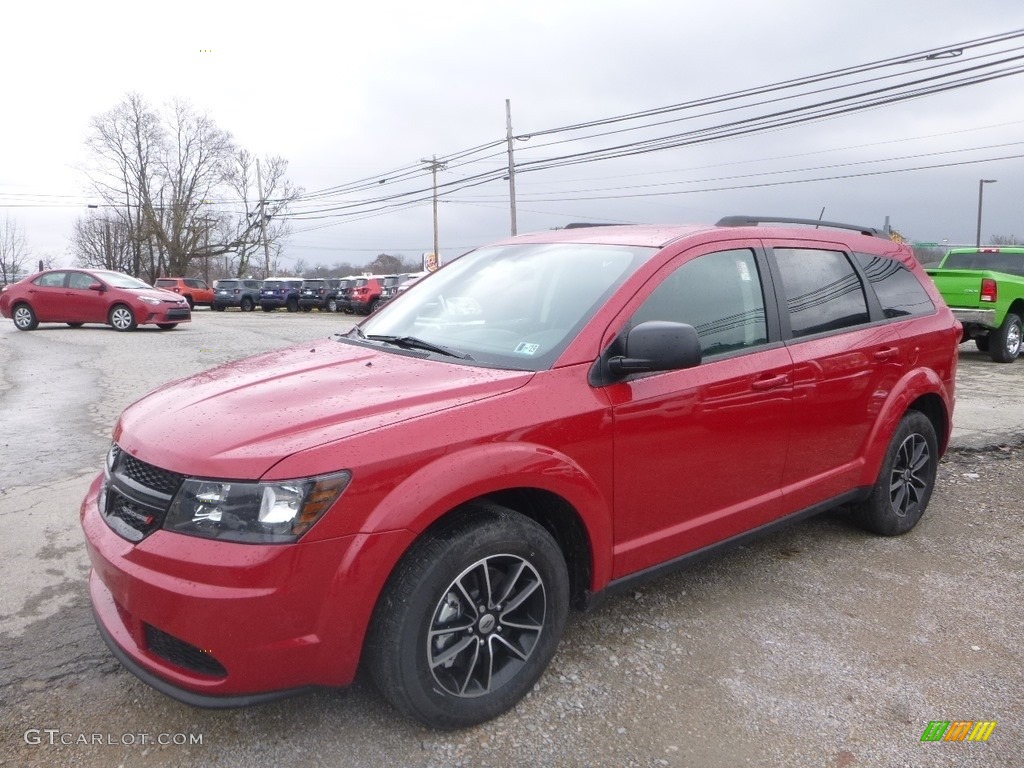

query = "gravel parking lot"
(0, 311), (1021, 768)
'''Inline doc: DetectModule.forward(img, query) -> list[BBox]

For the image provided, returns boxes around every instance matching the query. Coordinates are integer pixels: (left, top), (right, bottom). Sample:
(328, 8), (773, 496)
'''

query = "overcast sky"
(3, 0), (1024, 270)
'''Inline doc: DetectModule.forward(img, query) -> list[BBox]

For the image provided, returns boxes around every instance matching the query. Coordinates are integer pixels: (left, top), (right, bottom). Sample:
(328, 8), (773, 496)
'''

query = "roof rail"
(560, 222), (631, 229)
(716, 216), (882, 238)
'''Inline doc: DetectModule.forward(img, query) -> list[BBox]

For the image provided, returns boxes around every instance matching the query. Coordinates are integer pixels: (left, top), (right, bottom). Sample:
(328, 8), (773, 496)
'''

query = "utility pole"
(421, 155), (447, 262)
(506, 99), (518, 236)
(256, 159), (272, 276)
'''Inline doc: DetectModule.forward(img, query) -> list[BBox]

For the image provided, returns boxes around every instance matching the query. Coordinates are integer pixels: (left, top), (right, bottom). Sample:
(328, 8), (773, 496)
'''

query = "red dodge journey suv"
(81, 217), (959, 728)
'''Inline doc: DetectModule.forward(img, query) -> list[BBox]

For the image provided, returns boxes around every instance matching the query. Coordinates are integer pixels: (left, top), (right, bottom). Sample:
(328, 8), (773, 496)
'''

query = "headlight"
(164, 472), (351, 543)
(140, 296), (162, 305)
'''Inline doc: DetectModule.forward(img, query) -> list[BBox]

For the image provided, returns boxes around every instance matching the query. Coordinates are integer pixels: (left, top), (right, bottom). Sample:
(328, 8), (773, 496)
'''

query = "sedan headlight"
(140, 296), (162, 305)
(164, 472), (351, 543)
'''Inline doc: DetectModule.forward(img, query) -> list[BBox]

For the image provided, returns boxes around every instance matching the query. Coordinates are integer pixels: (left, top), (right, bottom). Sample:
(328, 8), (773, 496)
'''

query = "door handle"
(873, 347), (899, 361)
(751, 374), (789, 391)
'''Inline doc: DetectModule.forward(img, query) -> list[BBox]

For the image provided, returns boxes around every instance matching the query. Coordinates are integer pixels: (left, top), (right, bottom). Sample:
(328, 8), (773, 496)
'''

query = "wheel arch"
(857, 370), (952, 488)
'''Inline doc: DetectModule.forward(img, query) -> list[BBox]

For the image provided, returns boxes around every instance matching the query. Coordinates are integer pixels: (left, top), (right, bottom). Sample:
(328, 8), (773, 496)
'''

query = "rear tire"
(66, 322), (84, 328)
(262, 305), (274, 312)
(327, 298), (339, 312)
(108, 304), (137, 332)
(185, 296), (195, 310)
(367, 502), (569, 729)
(13, 303), (38, 331)
(286, 298), (299, 313)
(990, 313), (1021, 363)
(213, 304), (226, 312)
(852, 411), (938, 536)
(241, 297), (254, 312)
(157, 323), (178, 330)
(975, 335), (990, 352)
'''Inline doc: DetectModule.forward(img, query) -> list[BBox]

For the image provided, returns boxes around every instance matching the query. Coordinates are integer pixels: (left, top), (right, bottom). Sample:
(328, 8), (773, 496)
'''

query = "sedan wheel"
(109, 304), (138, 332)
(13, 304), (38, 331)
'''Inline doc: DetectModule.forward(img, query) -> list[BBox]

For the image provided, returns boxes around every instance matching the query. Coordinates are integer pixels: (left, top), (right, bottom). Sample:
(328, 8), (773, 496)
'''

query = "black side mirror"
(606, 321), (702, 378)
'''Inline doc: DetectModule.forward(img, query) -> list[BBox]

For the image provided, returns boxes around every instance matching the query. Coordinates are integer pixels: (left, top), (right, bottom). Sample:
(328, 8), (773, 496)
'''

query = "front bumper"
(80, 473), (414, 704)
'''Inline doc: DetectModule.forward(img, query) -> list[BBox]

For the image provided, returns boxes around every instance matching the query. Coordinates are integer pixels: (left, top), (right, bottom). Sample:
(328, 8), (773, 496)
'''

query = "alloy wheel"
(427, 554), (546, 698)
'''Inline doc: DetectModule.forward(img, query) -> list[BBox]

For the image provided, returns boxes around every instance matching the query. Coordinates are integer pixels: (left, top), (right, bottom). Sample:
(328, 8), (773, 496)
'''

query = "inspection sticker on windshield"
(514, 342), (540, 356)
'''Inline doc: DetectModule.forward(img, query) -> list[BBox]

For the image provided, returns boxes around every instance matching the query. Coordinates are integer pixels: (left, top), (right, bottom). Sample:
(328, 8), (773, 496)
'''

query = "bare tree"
(83, 93), (163, 278)
(72, 213), (134, 272)
(991, 234), (1021, 246)
(223, 150), (301, 278)
(0, 216), (31, 284)
(81, 94), (300, 282)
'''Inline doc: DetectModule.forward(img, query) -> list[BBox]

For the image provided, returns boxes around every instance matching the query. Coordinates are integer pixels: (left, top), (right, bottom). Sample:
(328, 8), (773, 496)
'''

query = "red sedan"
(0, 269), (192, 331)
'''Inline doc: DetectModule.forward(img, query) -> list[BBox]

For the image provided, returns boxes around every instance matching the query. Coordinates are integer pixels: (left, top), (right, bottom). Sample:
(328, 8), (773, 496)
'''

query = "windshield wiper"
(365, 334), (473, 360)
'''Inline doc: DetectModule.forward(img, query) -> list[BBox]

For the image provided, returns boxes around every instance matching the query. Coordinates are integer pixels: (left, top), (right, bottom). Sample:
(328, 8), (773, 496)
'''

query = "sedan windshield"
(353, 242), (653, 370)
(96, 271), (152, 289)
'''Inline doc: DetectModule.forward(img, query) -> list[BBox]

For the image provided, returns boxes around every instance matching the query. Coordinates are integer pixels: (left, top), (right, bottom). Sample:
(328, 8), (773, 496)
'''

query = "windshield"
(354, 242), (653, 370)
(99, 271), (152, 289)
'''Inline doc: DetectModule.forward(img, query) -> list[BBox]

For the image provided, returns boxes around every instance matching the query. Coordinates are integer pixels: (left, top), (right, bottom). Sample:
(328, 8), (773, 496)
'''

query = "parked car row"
(0, 270), (431, 331)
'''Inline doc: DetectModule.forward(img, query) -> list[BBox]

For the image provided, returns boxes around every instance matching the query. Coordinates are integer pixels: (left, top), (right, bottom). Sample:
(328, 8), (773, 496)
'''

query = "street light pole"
(976, 178), (997, 247)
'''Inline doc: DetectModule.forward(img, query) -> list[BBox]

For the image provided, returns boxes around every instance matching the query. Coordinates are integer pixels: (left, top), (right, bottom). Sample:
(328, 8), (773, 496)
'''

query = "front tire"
(66, 322), (84, 328)
(108, 304), (137, 332)
(13, 303), (38, 331)
(157, 323), (178, 330)
(852, 411), (938, 536)
(367, 503), (569, 729)
(975, 335), (990, 352)
(990, 313), (1021, 363)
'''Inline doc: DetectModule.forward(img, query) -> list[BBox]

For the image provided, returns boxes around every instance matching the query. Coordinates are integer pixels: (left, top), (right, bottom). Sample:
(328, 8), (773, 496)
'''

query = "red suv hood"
(114, 340), (532, 478)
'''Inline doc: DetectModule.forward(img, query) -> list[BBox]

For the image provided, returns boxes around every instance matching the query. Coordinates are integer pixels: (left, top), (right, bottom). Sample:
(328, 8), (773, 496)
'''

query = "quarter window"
(773, 248), (869, 338)
(855, 254), (935, 318)
(631, 249), (768, 356)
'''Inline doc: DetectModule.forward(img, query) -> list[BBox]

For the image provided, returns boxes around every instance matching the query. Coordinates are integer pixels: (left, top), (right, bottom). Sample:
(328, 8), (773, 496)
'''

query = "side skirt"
(581, 487), (870, 611)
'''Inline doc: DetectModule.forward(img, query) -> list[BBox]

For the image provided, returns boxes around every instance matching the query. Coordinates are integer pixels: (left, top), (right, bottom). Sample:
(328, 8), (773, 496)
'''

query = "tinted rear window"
(855, 254), (935, 318)
(155, 279), (175, 287)
(942, 251), (1024, 276)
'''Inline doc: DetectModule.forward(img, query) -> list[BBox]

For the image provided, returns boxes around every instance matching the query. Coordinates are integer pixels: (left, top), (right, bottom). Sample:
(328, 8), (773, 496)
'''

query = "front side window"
(356, 243), (652, 371)
(68, 272), (95, 290)
(773, 248), (869, 338)
(629, 249), (768, 357)
(855, 253), (934, 318)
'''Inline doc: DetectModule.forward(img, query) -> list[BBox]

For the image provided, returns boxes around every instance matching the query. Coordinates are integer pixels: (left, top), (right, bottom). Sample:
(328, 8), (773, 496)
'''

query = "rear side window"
(630, 249), (768, 357)
(855, 254), (935, 318)
(773, 248), (869, 338)
(34, 272), (67, 287)
(942, 251), (1024, 276)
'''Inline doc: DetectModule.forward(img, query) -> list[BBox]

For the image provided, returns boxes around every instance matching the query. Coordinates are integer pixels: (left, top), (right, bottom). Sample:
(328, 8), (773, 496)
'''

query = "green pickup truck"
(925, 247), (1024, 363)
